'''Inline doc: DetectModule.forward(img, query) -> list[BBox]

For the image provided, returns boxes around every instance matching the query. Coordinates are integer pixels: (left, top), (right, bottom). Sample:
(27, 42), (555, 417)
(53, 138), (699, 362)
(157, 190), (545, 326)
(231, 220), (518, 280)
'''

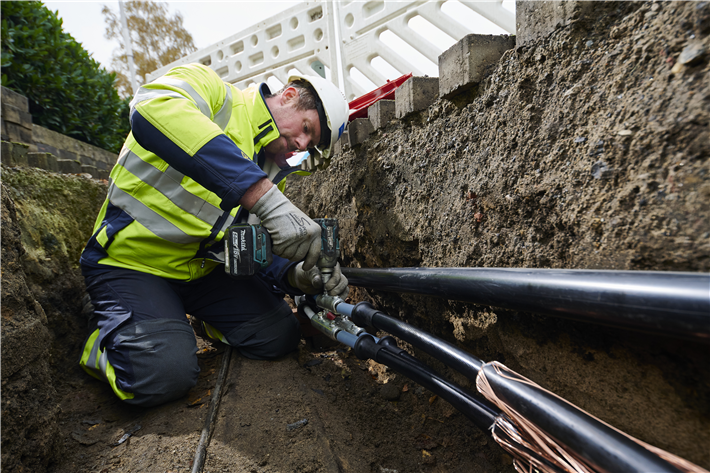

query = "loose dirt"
(49, 327), (504, 473)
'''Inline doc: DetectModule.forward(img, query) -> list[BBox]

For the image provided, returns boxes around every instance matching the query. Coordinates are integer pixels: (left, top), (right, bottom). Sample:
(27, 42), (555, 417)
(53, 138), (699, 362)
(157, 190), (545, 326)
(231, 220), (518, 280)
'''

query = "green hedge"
(1, 1), (130, 153)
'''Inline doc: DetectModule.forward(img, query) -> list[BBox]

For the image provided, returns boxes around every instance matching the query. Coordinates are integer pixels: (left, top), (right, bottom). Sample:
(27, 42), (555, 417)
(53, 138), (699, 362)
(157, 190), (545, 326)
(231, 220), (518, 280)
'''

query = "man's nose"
(295, 134), (309, 151)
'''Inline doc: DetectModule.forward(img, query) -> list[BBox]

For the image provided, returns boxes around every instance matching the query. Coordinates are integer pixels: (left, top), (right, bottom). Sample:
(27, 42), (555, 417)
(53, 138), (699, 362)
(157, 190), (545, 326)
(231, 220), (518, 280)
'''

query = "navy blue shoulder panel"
(130, 110), (267, 210)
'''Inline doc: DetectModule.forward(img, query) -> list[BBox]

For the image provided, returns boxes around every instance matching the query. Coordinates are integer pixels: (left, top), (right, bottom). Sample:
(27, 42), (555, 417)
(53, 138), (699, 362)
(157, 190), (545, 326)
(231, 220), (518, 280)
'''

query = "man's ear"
(281, 86), (299, 106)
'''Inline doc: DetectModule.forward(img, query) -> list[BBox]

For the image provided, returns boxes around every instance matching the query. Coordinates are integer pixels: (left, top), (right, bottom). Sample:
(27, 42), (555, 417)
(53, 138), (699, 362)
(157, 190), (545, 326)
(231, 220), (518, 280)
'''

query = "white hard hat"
(288, 73), (348, 160)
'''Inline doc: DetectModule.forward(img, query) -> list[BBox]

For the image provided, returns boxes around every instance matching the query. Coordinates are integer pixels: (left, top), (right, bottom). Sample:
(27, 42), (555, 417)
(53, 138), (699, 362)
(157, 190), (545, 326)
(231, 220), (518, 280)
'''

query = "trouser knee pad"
(231, 308), (300, 360)
(108, 319), (200, 407)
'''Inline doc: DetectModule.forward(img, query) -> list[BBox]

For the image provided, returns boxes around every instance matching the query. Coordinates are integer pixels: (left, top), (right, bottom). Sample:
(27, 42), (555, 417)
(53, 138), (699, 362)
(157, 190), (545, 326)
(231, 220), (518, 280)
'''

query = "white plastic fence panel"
(147, 0), (515, 101)
(146, 1), (339, 90)
(336, 0), (515, 99)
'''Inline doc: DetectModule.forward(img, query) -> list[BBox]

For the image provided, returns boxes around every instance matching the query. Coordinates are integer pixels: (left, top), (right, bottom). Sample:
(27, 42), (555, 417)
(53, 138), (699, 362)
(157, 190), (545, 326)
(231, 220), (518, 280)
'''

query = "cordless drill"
(313, 218), (340, 290)
(224, 218), (339, 288)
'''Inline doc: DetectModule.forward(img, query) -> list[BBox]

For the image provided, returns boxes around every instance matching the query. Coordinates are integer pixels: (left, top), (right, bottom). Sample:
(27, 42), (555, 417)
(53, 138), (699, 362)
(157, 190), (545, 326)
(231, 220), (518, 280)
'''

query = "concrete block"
(303, 154), (316, 172)
(81, 164), (99, 178)
(14, 143), (30, 167)
(348, 118), (375, 147)
(368, 99), (396, 130)
(45, 153), (59, 172)
(57, 159), (82, 174)
(516, 1), (595, 47)
(395, 76), (439, 119)
(79, 155), (97, 166)
(95, 160), (113, 171)
(98, 169), (110, 180)
(439, 34), (516, 99)
(1, 103), (33, 129)
(4, 123), (33, 144)
(57, 149), (80, 161)
(27, 152), (51, 170)
(1, 86), (30, 111)
(1, 141), (11, 163)
(333, 130), (350, 156)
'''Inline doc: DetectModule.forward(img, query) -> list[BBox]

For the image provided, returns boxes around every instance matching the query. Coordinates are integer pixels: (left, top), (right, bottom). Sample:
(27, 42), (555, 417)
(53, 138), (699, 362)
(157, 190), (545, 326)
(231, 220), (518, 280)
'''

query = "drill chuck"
(314, 218), (340, 288)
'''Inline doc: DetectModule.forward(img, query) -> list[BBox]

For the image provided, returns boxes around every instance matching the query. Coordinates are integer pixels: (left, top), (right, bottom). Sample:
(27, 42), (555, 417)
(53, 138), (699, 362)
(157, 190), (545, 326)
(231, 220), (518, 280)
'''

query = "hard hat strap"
(314, 97), (330, 150)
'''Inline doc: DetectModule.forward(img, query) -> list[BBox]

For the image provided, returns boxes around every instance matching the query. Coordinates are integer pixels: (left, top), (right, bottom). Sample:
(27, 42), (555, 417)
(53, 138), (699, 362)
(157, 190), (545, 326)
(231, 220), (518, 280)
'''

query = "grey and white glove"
(250, 186), (321, 270)
(288, 262), (350, 299)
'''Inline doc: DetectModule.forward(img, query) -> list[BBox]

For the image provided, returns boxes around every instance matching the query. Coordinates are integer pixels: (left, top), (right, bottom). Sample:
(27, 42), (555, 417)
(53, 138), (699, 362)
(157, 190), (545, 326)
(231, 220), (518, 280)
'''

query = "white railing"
(147, 0), (515, 101)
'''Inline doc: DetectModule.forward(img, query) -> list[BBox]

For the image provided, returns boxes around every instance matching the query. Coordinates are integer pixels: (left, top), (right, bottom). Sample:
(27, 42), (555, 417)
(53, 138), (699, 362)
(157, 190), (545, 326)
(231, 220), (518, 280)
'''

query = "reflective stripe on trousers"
(79, 328), (135, 401)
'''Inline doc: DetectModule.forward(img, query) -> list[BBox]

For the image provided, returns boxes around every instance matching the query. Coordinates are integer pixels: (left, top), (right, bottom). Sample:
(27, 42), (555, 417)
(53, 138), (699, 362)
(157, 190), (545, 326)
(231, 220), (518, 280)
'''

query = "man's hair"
(265, 80), (319, 111)
(284, 79), (320, 112)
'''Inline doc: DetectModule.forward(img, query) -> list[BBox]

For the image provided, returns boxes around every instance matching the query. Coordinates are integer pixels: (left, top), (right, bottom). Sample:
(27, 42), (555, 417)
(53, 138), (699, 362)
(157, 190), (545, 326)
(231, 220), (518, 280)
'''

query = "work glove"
(288, 262), (350, 299)
(250, 186), (321, 270)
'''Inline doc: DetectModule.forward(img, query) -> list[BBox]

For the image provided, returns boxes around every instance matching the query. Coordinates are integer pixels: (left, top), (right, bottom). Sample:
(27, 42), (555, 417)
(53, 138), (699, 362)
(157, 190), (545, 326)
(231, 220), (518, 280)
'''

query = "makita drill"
(224, 218), (339, 290)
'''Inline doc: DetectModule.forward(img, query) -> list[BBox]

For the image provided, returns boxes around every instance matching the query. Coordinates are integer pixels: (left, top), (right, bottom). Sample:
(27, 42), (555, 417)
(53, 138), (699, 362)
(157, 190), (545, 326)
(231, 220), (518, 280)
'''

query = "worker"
(78, 63), (350, 407)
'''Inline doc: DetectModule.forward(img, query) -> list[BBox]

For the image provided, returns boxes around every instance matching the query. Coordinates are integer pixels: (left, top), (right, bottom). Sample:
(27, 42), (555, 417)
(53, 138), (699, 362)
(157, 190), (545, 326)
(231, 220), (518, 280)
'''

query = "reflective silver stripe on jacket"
(117, 149), (225, 223)
(214, 85), (232, 129)
(129, 88), (185, 110)
(157, 77), (211, 117)
(131, 79), (232, 131)
(109, 149), (235, 244)
(108, 178), (200, 245)
(86, 335), (102, 373)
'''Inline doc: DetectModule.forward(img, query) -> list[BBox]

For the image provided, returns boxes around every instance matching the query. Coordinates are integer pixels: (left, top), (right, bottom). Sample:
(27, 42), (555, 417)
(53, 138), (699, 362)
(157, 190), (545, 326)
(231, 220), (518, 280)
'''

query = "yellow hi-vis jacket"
(81, 63), (306, 281)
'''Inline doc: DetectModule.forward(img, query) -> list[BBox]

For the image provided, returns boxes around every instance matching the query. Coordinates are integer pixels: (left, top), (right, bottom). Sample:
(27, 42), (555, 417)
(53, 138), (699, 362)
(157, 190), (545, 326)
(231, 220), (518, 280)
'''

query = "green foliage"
(1, 1), (130, 153)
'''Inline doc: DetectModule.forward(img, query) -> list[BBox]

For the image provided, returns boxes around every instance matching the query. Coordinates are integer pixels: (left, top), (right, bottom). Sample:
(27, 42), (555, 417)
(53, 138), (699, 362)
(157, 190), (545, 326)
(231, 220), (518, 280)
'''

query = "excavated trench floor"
(50, 323), (508, 473)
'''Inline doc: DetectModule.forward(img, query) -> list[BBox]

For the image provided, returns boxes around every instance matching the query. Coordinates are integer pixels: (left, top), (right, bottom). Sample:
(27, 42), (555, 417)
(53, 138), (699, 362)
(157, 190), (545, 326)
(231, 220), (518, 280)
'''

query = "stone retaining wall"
(1, 86), (117, 180)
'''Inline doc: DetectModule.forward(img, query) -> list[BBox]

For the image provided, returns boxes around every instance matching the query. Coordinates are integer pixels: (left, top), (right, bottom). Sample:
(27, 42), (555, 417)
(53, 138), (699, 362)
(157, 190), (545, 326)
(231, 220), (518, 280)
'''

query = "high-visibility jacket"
(81, 63), (306, 281)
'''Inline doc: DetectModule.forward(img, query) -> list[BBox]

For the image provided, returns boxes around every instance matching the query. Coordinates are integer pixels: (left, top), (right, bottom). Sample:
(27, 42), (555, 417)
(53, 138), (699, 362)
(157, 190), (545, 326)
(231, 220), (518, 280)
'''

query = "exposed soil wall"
(1, 167), (107, 471)
(286, 1), (710, 467)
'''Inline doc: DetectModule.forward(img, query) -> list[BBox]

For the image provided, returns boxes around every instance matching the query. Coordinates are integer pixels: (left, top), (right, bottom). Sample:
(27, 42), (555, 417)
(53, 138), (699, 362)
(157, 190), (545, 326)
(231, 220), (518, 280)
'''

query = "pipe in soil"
(342, 267), (710, 342)
(192, 345), (232, 473)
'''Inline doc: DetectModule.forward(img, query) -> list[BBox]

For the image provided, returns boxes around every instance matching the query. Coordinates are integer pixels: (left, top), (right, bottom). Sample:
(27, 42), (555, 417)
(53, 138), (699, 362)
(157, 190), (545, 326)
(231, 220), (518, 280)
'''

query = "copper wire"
(476, 361), (709, 473)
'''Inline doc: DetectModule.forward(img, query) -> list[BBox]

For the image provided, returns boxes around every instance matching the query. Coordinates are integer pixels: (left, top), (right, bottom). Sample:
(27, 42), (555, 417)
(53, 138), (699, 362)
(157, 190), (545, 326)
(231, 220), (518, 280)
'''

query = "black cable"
(192, 346), (232, 473)
(351, 301), (484, 379)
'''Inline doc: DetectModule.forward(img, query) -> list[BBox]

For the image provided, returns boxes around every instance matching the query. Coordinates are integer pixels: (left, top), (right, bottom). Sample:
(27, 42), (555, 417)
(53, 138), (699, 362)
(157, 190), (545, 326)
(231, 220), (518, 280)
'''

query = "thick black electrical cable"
(360, 338), (498, 430)
(350, 301), (689, 473)
(343, 267), (710, 342)
(351, 301), (484, 379)
(362, 339), (567, 473)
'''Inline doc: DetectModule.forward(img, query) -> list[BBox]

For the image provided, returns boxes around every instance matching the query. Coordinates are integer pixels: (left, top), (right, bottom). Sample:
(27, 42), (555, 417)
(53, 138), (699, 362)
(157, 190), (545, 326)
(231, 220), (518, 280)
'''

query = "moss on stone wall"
(1, 165), (107, 269)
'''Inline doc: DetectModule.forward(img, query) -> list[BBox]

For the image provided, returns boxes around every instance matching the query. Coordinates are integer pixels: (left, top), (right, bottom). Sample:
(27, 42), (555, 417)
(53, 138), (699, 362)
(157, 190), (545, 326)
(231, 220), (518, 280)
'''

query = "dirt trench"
(2, 1), (709, 472)
(287, 0), (710, 469)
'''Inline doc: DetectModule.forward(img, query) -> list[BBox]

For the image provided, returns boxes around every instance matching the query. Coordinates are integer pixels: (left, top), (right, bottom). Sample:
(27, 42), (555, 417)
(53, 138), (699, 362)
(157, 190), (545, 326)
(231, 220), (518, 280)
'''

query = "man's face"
(264, 87), (322, 168)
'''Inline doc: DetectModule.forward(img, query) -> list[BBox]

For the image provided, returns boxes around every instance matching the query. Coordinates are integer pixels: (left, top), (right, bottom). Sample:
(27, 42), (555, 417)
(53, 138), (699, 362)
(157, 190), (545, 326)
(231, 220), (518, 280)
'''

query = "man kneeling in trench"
(78, 63), (350, 406)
